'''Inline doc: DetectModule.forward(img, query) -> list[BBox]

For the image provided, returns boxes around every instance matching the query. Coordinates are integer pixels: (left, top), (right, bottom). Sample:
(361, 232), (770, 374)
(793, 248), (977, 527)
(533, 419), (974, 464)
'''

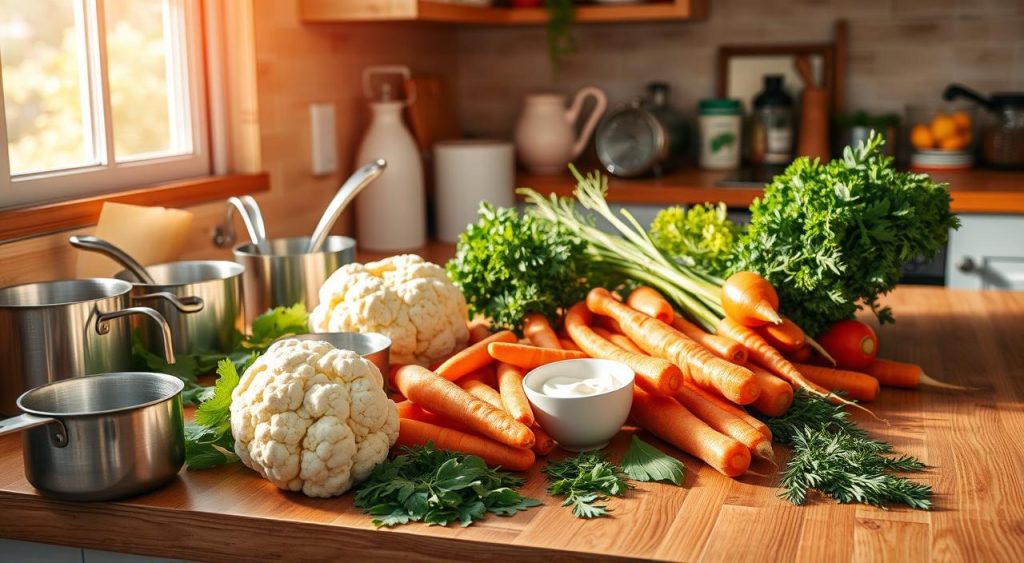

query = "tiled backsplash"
(456, 0), (1024, 139)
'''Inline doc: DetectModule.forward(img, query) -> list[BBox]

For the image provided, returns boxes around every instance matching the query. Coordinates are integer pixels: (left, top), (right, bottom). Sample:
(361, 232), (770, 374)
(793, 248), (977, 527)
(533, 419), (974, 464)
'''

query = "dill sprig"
(761, 390), (932, 510)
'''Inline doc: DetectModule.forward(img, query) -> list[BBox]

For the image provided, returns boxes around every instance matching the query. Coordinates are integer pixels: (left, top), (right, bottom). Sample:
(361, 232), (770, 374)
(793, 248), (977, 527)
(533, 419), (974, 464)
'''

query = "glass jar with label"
(698, 98), (742, 170)
(750, 75), (794, 164)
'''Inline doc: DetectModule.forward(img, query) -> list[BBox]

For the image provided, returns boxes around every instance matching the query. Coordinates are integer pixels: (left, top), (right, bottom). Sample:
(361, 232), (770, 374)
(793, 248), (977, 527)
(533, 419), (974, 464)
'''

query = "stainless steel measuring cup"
(0, 372), (185, 501)
(0, 279), (176, 416)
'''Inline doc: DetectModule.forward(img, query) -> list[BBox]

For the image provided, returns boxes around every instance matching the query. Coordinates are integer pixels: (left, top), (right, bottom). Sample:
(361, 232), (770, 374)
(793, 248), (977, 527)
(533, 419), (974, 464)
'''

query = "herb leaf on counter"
(446, 202), (603, 332)
(621, 436), (685, 485)
(761, 390), (931, 510)
(355, 443), (541, 528)
(545, 450), (631, 518)
(184, 358), (248, 470)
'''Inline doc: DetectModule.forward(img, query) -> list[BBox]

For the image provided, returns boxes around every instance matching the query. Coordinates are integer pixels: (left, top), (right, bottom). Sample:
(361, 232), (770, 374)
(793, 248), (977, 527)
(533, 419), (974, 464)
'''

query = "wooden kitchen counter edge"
(1, 286), (1022, 562)
(516, 168), (1024, 214)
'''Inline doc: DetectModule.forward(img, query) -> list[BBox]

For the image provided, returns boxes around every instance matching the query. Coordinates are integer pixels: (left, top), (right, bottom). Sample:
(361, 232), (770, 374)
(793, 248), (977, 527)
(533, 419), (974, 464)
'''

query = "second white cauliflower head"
(230, 338), (399, 498)
(309, 254), (469, 366)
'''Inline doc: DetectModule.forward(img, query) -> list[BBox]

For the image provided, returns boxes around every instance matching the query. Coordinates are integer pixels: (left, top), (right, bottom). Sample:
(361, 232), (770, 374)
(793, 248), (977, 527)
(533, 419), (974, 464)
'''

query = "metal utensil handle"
(306, 159), (387, 254)
(96, 306), (177, 365)
(240, 195), (269, 253)
(69, 235), (156, 285)
(215, 197), (271, 254)
(133, 292), (205, 314)
(0, 413), (67, 447)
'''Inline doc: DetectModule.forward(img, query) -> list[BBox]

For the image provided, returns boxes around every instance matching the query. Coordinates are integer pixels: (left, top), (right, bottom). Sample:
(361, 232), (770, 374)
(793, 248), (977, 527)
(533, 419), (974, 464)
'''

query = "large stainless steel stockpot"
(0, 372), (185, 501)
(0, 279), (175, 416)
(116, 260), (245, 356)
(234, 236), (355, 322)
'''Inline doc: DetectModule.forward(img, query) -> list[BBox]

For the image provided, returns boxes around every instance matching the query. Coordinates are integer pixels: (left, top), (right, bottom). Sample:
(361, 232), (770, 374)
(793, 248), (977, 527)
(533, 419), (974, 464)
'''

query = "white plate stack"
(910, 149), (973, 171)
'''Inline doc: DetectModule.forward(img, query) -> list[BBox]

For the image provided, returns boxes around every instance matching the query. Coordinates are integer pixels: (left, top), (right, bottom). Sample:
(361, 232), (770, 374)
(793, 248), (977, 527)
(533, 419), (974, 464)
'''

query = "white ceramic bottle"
(355, 66), (426, 251)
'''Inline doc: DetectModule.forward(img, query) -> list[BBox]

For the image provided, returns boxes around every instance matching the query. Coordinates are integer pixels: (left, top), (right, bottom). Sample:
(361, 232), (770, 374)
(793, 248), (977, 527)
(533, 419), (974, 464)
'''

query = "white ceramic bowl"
(523, 359), (635, 451)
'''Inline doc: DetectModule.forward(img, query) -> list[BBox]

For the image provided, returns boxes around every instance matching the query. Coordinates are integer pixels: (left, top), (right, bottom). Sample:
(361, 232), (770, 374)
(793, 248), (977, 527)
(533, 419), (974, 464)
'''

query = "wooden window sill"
(0, 173), (270, 242)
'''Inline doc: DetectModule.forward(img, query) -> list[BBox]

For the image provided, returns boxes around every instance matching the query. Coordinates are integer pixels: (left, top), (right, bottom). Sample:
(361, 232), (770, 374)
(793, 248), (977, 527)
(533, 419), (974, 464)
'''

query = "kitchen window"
(0, 0), (209, 210)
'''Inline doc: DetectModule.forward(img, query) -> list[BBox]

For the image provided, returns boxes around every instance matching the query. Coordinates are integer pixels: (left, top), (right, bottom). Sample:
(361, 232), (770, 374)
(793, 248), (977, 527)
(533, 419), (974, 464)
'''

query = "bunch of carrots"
(387, 271), (967, 478)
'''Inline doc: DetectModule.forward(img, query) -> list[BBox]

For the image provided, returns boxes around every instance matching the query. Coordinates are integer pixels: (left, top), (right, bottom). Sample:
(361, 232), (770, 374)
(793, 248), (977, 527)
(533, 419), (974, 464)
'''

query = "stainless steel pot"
(234, 236), (356, 322)
(0, 372), (185, 501)
(285, 332), (391, 375)
(116, 261), (245, 356)
(0, 279), (176, 416)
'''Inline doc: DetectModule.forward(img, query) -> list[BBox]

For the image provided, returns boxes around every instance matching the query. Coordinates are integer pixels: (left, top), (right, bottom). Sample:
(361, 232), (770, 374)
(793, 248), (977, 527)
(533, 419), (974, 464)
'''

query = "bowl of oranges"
(907, 105), (975, 170)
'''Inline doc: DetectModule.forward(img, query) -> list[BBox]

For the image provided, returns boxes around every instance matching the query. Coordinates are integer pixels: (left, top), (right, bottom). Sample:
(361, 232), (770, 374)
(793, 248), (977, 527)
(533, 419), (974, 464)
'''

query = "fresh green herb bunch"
(735, 132), (959, 335)
(762, 390), (932, 510)
(446, 202), (602, 332)
(649, 203), (742, 277)
(355, 444), (541, 528)
(545, 450), (631, 518)
(184, 358), (249, 470)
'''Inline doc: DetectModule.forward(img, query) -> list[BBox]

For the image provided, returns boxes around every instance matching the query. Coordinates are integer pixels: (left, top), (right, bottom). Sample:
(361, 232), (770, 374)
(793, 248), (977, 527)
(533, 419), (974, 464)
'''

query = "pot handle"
(0, 414), (68, 447)
(567, 86), (608, 161)
(96, 306), (176, 365)
(134, 291), (205, 314)
(943, 84), (994, 111)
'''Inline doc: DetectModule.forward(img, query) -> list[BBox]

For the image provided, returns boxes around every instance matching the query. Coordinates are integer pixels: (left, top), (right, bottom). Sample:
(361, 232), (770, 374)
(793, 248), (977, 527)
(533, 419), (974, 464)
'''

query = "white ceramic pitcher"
(515, 86), (608, 175)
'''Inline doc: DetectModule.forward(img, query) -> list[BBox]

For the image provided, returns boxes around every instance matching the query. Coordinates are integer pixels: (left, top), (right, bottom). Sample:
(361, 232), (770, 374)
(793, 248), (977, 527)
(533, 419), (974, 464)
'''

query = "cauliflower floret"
(230, 339), (399, 498)
(309, 254), (469, 366)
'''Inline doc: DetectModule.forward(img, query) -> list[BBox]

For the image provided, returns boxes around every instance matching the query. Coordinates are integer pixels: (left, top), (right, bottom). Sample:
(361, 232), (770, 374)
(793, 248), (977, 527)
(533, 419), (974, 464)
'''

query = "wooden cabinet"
(947, 214), (1024, 290)
(299, 0), (708, 24)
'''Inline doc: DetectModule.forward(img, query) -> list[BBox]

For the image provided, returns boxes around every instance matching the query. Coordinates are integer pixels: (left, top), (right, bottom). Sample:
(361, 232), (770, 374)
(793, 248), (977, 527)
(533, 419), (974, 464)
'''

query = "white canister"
(698, 98), (743, 170)
(434, 140), (515, 243)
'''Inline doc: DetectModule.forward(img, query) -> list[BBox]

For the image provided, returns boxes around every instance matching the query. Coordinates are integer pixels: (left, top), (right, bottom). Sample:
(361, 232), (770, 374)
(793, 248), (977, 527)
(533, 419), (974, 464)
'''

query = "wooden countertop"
(517, 168), (1024, 214)
(1, 286), (1023, 562)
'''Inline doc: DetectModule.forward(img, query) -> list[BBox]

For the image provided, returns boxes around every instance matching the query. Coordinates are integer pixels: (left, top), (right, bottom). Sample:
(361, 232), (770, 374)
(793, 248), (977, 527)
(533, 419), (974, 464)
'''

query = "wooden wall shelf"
(299, 0), (708, 25)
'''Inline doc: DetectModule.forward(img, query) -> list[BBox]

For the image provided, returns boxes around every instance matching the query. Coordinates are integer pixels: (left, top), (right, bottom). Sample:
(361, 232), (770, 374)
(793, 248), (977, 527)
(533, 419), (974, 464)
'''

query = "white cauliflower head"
(309, 254), (469, 366)
(230, 338), (399, 498)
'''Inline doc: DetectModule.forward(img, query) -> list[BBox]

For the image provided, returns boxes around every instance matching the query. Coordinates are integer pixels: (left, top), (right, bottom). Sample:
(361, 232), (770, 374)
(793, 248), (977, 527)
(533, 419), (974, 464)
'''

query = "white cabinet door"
(0, 539), (81, 563)
(947, 214), (1024, 290)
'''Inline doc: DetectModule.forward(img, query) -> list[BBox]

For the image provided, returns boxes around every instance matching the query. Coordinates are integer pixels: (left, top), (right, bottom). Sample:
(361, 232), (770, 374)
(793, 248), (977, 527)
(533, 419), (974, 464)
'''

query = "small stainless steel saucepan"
(0, 372), (185, 501)
(0, 278), (176, 417)
(70, 235), (245, 356)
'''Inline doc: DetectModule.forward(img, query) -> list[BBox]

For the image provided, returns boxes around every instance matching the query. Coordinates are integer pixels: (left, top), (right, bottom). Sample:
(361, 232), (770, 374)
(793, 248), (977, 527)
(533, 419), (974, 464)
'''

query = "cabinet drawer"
(947, 214), (1024, 290)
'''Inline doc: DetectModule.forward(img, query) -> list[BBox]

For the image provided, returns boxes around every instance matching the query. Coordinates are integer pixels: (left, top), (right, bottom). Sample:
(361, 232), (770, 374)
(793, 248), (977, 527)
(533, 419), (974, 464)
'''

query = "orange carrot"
(461, 377), (504, 409)
(672, 316), (748, 364)
(530, 424), (556, 456)
(396, 418), (535, 471)
(625, 286), (675, 324)
(522, 313), (562, 349)
(593, 326), (645, 355)
(755, 316), (805, 352)
(794, 363), (880, 402)
(721, 271), (782, 327)
(394, 365), (535, 448)
(395, 400), (466, 430)
(468, 322), (493, 345)
(673, 388), (774, 463)
(864, 358), (975, 391)
(717, 317), (829, 397)
(588, 288), (760, 405)
(747, 365), (795, 417)
(785, 345), (813, 364)
(565, 302), (682, 395)
(685, 382), (772, 441)
(594, 314), (625, 335)
(559, 338), (581, 352)
(435, 330), (516, 381)
(487, 342), (586, 370)
(496, 362), (535, 426)
(631, 387), (751, 477)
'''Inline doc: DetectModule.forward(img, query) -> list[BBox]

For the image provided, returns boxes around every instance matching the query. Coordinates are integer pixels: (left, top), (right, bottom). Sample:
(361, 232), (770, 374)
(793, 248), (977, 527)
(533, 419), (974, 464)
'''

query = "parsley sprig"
(355, 444), (541, 528)
(544, 451), (631, 518)
(762, 390), (932, 510)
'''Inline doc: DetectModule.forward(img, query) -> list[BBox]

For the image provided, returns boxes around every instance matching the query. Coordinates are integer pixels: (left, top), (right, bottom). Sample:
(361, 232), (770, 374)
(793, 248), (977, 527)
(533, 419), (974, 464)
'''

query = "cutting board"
(76, 202), (193, 277)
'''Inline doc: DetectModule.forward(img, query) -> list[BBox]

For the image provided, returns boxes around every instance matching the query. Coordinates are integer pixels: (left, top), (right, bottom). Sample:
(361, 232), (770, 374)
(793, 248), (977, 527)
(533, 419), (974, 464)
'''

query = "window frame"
(0, 0), (211, 210)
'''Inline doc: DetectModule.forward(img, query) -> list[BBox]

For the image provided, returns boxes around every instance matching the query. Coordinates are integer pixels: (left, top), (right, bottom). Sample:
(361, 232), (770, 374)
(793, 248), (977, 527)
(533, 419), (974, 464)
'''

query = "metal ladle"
(214, 195), (270, 254)
(306, 159), (387, 254)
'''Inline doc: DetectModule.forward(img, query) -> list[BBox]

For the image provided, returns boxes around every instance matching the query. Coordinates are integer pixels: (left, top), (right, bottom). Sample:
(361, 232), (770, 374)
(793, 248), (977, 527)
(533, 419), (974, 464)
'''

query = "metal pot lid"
(596, 106), (666, 178)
